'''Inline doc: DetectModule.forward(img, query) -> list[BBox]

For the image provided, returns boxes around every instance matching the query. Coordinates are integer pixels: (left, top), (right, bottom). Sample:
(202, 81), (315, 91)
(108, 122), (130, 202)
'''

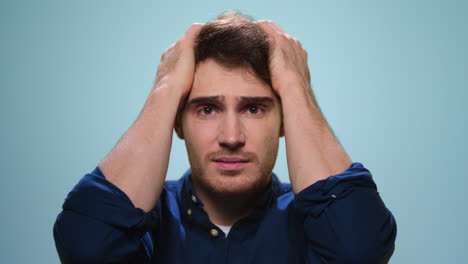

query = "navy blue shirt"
(54, 162), (396, 263)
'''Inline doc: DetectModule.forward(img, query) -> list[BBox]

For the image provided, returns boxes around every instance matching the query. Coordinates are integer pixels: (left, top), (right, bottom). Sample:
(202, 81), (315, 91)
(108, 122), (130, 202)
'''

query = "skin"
(99, 24), (204, 212)
(99, 20), (352, 227)
(177, 60), (283, 225)
(255, 21), (352, 194)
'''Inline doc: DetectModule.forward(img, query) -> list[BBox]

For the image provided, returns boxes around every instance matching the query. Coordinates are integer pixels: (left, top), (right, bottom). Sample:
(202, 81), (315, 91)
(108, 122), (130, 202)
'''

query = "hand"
(255, 21), (311, 97)
(153, 23), (204, 98)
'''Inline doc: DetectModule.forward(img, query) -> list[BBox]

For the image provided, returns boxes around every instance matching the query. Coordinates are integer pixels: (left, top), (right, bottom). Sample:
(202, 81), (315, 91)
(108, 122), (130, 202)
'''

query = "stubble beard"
(187, 141), (280, 198)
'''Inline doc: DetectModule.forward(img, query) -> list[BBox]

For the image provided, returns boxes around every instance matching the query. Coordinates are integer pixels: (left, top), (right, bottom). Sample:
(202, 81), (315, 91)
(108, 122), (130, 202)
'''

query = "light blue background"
(1, 0), (466, 263)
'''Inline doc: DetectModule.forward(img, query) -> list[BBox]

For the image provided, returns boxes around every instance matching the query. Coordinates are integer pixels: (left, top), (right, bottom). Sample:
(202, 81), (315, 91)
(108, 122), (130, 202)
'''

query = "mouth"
(213, 157), (250, 171)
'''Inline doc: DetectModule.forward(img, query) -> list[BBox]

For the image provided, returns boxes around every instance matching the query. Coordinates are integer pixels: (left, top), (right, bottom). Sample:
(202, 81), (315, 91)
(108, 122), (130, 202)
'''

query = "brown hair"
(175, 11), (272, 138)
(194, 11), (271, 86)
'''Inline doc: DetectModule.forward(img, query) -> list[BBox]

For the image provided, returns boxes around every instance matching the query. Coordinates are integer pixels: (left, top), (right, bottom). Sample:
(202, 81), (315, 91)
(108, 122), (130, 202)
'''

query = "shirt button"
(191, 195), (198, 204)
(210, 229), (219, 237)
(331, 194), (337, 198)
(187, 209), (192, 216)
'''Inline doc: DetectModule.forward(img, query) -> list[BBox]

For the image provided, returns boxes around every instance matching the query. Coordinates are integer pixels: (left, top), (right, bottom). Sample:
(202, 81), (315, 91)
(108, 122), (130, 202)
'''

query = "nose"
(218, 112), (245, 150)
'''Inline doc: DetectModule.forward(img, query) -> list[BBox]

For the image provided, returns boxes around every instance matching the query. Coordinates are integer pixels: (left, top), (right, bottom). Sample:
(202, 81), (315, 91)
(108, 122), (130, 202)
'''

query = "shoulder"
(163, 179), (182, 193)
(161, 177), (184, 203)
(162, 169), (190, 197)
(271, 175), (295, 210)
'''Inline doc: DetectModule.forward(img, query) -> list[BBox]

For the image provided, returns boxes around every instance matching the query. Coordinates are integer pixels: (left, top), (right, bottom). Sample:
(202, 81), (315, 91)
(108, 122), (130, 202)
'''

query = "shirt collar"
(177, 169), (286, 229)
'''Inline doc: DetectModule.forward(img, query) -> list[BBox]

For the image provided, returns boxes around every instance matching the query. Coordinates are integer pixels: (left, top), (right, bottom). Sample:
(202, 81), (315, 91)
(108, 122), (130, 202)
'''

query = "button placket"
(210, 229), (219, 238)
(191, 195), (198, 204)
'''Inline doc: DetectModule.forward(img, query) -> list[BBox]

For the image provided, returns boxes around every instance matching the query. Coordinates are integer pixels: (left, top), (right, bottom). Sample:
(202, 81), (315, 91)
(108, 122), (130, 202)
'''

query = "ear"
(174, 118), (185, 140)
(279, 121), (285, 137)
(274, 92), (284, 138)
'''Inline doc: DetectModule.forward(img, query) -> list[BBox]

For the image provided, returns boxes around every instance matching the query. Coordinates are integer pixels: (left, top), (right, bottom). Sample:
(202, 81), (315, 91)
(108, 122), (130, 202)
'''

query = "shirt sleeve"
(53, 167), (159, 264)
(293, 162), (397, 264)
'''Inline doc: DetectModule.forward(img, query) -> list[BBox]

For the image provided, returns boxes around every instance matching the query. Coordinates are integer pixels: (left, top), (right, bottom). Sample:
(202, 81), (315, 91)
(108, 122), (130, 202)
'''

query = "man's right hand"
(153, 23), (204, 101)
(99, 23), (204, 212)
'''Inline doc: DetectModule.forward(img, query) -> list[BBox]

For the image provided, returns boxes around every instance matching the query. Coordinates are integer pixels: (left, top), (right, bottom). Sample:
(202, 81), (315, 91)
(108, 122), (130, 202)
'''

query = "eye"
(202, 106), (214, 115)
(197, 105), (218, 118)
(245, 104), (265, 116)
(248, 105), (259, 114)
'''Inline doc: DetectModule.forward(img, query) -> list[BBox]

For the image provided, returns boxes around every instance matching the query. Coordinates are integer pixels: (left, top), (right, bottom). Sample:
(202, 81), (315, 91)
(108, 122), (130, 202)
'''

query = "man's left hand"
(256, 21), (312, 98)
(257, 20), (351, 194)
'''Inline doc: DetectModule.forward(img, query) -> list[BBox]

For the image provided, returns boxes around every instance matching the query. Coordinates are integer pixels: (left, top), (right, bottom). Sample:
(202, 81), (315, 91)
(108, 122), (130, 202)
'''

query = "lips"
(214, 157), (249, 162)
(213, 157), (249, 170)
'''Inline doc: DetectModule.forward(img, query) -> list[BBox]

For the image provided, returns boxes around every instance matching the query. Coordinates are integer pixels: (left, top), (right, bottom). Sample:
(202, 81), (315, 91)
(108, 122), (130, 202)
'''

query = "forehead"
(189, 59), (274, 101)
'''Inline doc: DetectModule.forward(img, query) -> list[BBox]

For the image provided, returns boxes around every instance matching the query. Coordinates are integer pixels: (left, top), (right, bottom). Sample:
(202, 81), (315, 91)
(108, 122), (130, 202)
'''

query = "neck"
(192, 179), (268, 226)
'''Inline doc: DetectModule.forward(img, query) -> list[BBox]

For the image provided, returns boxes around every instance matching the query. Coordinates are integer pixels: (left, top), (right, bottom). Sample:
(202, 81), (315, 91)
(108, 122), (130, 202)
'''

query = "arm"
(280, 79), (352, 194)
(293, 163), (397, 263)
(257, 21), (396, 263)
(53, 24), (204, 263)
(257, 21), (351, 194)
(99, 24), (203, 212)
(54, 168), (158, 263)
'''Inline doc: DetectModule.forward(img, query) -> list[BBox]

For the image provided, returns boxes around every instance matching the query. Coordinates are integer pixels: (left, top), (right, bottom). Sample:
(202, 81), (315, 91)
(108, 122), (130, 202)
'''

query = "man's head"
(175, 12), (283, 197)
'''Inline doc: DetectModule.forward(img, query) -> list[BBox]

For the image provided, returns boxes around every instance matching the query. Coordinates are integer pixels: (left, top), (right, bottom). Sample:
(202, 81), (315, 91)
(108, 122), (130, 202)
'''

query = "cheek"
(245, 118), (281, 148)
(183, 119), (218, 151)
(248, 110), (282, 134)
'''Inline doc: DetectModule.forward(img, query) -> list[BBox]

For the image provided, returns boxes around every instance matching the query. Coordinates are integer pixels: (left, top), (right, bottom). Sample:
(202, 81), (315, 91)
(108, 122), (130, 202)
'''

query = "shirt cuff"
(293, 162), (377, 218)
(62, 166), (159, 236)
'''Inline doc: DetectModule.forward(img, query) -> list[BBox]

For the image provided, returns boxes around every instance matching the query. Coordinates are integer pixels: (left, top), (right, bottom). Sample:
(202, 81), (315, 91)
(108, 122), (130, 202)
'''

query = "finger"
(256, 20), (288, 36)
(256, 20), (298, 48)
(255, 20), (277, 36)
(268, 21), (287, 35)
(255, 21), (279, 48)
(181, 23), (204, 47)
(165, 42), (176, 52)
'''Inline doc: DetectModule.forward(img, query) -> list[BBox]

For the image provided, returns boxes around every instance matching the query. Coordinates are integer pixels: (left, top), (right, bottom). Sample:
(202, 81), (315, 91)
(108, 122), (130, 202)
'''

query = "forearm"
(294, 163), (397, 263)
(99, 85), (183, 212)
(280, 85), (352, 194)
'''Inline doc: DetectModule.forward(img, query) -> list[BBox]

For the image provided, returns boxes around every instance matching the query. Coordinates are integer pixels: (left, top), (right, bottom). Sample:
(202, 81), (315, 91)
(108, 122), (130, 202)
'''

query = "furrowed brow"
(187, 96), (225, 106)
(239, 96), (274, 105)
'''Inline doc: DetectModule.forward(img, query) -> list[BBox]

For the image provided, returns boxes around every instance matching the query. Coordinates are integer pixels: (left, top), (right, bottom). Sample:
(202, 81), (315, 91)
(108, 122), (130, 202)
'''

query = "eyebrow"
(239, 96), (274, 105)
(186, 96), (225, 106)
(186, 96), (274, 106)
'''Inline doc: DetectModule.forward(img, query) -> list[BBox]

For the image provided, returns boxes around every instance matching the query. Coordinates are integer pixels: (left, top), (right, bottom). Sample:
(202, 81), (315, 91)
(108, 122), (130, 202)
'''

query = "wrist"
(139, 84), (187, 124)
(278, 82), (318, 107)
(279, 83), (326, 129)
(151, 81), (187, 101)
(275, 78), (311, 99)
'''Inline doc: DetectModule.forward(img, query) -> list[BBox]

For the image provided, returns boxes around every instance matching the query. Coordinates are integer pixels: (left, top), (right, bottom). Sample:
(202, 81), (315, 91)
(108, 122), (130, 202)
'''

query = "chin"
(196, 169), (268, 197)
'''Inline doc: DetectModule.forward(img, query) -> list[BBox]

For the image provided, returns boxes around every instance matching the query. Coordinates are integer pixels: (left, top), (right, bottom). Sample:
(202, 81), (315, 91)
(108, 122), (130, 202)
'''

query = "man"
(54, 12), (396, 263)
